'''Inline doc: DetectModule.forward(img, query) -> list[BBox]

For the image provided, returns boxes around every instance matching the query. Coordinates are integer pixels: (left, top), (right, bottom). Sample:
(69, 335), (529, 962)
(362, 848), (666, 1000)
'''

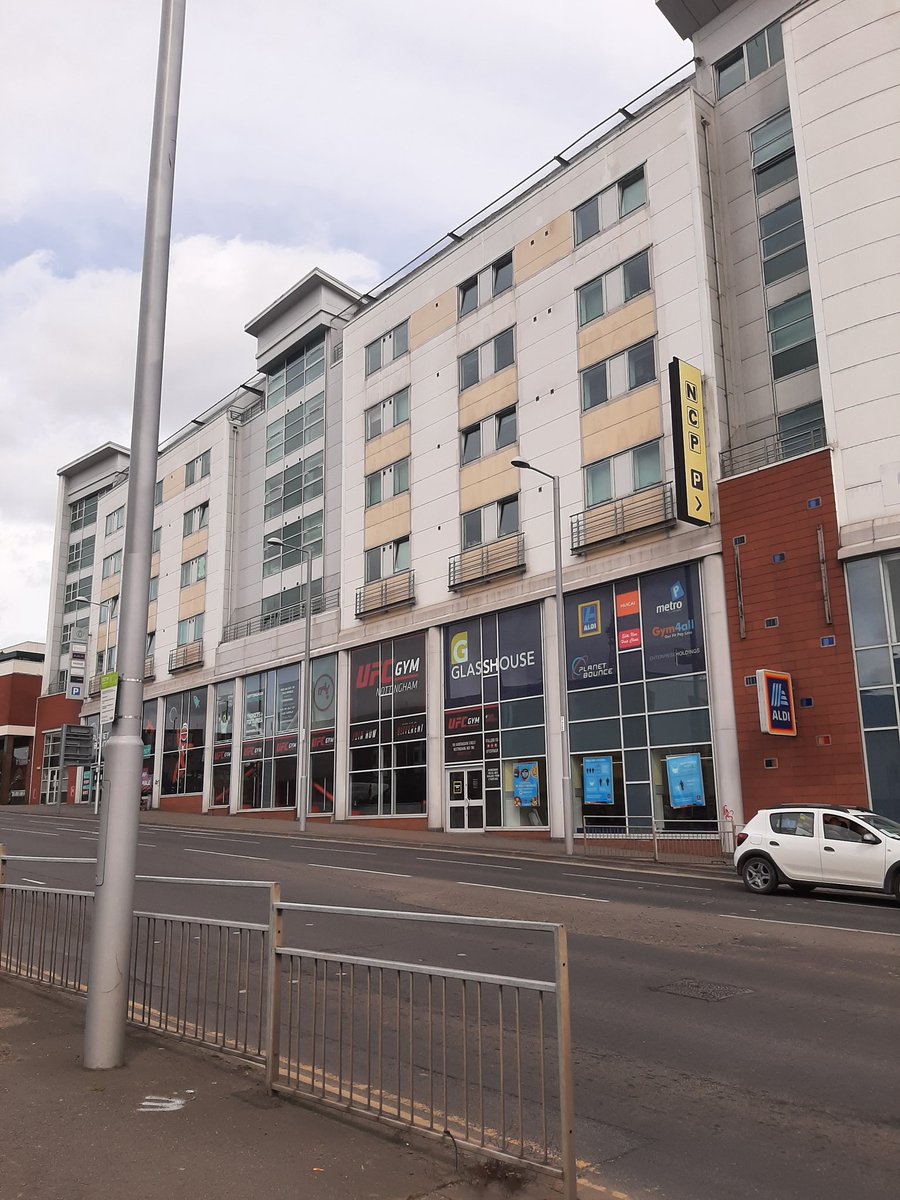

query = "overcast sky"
(0, 1), (687, 646)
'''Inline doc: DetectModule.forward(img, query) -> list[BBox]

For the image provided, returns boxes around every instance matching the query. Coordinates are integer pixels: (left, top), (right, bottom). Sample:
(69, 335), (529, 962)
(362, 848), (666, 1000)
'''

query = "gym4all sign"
(756, 669), (797, 737)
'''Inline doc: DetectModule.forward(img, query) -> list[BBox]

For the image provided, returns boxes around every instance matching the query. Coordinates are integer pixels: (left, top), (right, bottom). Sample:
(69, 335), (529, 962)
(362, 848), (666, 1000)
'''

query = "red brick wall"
(718, 449), (867, 820)
(29, 693), (84, 804)
(0, 672), (42, 728)
(158, 793), (204, 814)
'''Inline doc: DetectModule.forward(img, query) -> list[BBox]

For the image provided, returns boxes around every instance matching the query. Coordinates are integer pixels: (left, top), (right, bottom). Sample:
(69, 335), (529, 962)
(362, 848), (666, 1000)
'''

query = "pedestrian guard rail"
(581, 815), (741, 865)
(0, 850), (576, 1197)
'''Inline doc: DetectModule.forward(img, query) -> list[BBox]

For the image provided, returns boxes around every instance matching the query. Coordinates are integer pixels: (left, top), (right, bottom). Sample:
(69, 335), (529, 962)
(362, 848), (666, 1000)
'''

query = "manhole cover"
(652, 978), (753, 1002)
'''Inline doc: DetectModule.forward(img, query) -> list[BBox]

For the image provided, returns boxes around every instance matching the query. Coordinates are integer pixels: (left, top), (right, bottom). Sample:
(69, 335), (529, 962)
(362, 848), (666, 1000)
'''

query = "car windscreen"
(862, 813), (900, 839)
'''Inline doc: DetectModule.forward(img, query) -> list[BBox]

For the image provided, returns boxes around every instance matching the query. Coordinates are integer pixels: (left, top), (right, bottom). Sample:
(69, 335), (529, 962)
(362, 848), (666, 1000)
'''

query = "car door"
(766, 810), (822, 881)
(820, 812), (887, 888)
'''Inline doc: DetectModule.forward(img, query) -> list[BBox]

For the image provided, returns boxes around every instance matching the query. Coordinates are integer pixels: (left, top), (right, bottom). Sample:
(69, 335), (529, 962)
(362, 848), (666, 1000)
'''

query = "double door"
(448, 768), (484, 830)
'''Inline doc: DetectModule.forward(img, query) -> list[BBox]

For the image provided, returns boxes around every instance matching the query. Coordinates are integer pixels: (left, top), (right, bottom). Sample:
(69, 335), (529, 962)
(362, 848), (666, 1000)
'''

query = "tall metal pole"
(298, 548), (311, 832)
(84, 0), (187, 1069)
(551, 476), (575, 857)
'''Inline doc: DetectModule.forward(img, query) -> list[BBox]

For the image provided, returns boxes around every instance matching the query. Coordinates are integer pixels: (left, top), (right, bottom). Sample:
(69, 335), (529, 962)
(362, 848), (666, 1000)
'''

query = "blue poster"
(512, 761), (539, 808)
(665, 754), (705, 808)
(583, 756), (614, 805)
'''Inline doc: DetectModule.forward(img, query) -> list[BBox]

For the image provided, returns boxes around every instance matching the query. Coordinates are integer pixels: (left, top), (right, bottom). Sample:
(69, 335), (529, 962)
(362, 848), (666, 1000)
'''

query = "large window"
(759, 198), (807, 285)
(184, 449), (210, 486)
(177, 613), (204, 646)
(581, 337), (656, 411)
(141, 699), (157, 808)
(240, 666), (301, 810)
(102, 549), (122, 579)
(67, 535), (95, 574)
(182, 502), (209, 537)
(69, 496), (98, 532)
(574, 166), (646, 246)
(458, 328), (515, 392)
(365, 320), (408, 376)
(752, 111), (796, 196)
(262, 510), (323, 577)
(461, 496), (518, 550)
(365, 536), (410, 584)
(309, 654), (337, 815)
(211, 680), (234, 808)
(264, 450), (324, 520)
(716, 21), (784, 98)
(180, 554), (207, 587)
(161, 688), (206, 796)
(577, 249), (652, 327)
(768, 291), (817, 379)
(456, 251), (515, 319)
(365, 387), (409, 441)
(365, 457), (409, 508)
(459, 407), (517, 466)
(584, 441), (662, 508)
(266, 392), (325, 466)
(104, 506), (124, 536)
(265, 336), (325, 409)
(64, 577), (92, 613)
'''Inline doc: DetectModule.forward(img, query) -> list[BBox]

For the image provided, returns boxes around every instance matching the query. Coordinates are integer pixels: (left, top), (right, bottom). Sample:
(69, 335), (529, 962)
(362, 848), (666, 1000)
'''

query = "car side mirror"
(861, 832), (880, 845)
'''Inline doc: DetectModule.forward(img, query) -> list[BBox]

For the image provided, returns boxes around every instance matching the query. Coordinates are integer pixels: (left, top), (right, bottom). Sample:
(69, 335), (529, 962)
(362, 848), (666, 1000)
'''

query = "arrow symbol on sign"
(694, 496), (703, 511)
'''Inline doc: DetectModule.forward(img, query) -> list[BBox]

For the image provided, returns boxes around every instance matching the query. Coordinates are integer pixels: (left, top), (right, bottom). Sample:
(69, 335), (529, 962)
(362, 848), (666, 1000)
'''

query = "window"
(768, 291), (817, 379)
(574, 165), (646, 246)
(152, 526), (162, 553)
(60, 619), (88, 654)
(461, 496), (519, 548)
(265, 336), (325, 410)
(459, 406), (518, 465)
(497, 495), (519, 538)
(177, 613), (204, 646)
(262, 510), (324, 577)
(99, 595), (119, 623)
(64, 578), (92, 614)
(458, 276), (478, 318)
(364, 457), (409, 507)
(777, 400), (825, 456)
(759, 198), (807, 284)
(585, 459), (613, 508)
(716, 21), (784, 98)
(365, 320), (408, 376)
(104, 506), (124, 536)
(823, 814), (869, 843)
(154, 480), (163, 506)
(496, 407), (517, 450)
(632, 441), (662, 491)
(101, 549), (122, 579)
(577, 249), (651, 328)
(581, 337), (657, 412)
(365, 387), (409, 441)
(149, 576), (159, 602)
(769, 811), (814, 837)
(492, 252), (513, 296)
(182, 502), (209, 537)
(752, 111), (796, 196)
(161, 687), (207, 796)
(69, 496), (98, 532)
(461, 424), (482, 465)
(67, 535), (95, 574)
(184, 449), (210, 486)
(462, 508), (482, 550)
(584, 440), (662, 508)
(266, 391), (325, 466)
(146, 631), (156, 657)
(365, 537), (410, 583)
(264, 450), (324, 520)
(180, 554), (207, 587)
(628, 338), (656, 389)
(458, 328), (516, 392)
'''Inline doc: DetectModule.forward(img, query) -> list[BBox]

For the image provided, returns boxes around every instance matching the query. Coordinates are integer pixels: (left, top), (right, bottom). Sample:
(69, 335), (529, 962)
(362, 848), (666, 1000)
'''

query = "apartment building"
(34, 0), (899, 829)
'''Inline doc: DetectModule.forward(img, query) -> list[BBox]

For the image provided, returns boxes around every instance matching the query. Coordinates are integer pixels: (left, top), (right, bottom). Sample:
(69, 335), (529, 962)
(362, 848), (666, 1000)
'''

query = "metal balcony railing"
(87, 675), (102, 698)
(144, 656), (155, 682)
(448, 532), (525, 591)
(355, 571), (415, 618)
(168, 640), (203, 673)
(221, 590), (340, 643)
(720, 423), (826, 478)
(571, 483), (676, 554)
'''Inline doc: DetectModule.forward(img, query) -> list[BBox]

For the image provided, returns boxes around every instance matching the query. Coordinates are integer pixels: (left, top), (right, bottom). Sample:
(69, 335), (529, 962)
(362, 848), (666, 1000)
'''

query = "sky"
(0, 1), (687, 647)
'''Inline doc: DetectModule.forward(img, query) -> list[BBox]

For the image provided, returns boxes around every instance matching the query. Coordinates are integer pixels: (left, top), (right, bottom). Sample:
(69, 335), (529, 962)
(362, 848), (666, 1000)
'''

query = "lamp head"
(265, 536), (287, 549)
(510, 457), (530, 470)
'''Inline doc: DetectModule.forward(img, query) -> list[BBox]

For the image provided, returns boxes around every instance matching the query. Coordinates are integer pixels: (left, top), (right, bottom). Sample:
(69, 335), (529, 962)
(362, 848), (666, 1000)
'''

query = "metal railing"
(0, 884), (92, 992)
(581, 815), (737, 865)
(448, 533), (525, 591)
(719, 423), (827, 478)
(168, 640), (203, 672)
(144, 655), (156, 681)
(355, 570), (416, 618)
(87, 674), (102, 697)
(270, 904), (574, 1192)
(222, 590), (339, 643)
(571, 483), (675, 554)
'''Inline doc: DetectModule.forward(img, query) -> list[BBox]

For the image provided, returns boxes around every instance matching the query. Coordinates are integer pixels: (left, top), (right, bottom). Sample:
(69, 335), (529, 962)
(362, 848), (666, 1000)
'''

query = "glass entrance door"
(447, 768), (485, 830)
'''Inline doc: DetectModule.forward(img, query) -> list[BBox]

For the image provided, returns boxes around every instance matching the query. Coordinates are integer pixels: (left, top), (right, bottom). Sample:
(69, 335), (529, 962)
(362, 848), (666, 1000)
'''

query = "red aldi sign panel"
(756, 669), (797, 737)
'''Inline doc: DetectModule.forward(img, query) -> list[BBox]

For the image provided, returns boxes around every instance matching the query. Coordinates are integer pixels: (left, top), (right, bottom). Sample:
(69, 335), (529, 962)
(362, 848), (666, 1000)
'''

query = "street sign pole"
(83, 0), (187, 1070)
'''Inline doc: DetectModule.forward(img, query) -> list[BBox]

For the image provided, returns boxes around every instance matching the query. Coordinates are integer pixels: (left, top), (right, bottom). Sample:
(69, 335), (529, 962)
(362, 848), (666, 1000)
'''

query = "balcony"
(168, 640), (204, 673)
(355, 571), (415, 619)
(221, 590), (340, 643)
(448, 532), (525, 591)
(144, 655), (156, 682)
(719, 423), (826, 478)
(571, 483), (676, 554)
(87, 675), (102, 698)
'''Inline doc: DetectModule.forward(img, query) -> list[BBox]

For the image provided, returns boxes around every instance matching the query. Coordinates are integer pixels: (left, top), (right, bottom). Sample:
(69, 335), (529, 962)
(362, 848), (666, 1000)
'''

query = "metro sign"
(756, 669), (797, 737)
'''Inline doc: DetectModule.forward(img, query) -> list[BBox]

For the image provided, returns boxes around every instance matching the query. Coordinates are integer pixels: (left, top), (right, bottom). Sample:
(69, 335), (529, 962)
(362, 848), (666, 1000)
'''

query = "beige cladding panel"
(581, 384), (662, 463)
(364, 494), (411, 551)
(364, 425), (411, 475)
(459, 457), (519, 513)
(409, 286), (457, 352)
(577, 294), (656, 371)
(99, 575), (120, 602)
(458, 368), (517, 429)
(151, 551), (160, 577)
(178, 582), (206, 620)
(148, 601), (157, 633)
(162, 468), (184, 503)
(181, 527), (209, 562)
(513, 213), (573, 284)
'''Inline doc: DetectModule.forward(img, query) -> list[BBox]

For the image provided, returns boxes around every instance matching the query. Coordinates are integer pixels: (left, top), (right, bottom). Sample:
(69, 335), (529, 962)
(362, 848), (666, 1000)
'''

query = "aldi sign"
(757, 669), (797, 736)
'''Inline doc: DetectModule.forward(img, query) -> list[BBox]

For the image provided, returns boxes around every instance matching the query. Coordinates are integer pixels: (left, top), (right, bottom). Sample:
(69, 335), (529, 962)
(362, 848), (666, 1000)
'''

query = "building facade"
(0, 643), (43, 805)
(33, 0), (900, 830)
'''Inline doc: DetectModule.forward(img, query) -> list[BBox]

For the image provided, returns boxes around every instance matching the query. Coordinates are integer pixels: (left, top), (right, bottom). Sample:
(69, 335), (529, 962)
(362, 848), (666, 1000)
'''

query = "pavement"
(0, 975), (568, 1200)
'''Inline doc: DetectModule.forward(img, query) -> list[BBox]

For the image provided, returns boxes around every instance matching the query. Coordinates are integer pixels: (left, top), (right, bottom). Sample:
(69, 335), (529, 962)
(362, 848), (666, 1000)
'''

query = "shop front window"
(212, 680), (235, 806)
(161, 688), (206, 796)
(239, 666), (300, 809)
(309, 655), (337, 814)
(141, 699), (157, 809)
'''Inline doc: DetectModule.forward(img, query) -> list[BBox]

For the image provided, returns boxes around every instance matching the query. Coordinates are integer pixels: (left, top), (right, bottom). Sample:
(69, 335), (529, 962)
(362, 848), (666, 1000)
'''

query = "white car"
(735, 805), (900, 901)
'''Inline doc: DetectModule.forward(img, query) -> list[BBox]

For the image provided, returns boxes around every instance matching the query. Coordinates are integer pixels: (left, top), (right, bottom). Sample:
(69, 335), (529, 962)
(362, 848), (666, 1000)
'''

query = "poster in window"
(275, 671), (300, 734)
(665, 753), (705, 808)
(390, 633), (426, 716)
(498, 605), (543, 700)
(310, 655), (337, 729)
(583, 756), (614, 804)
(512, 761), (539, 808)
(639, 563), (705, 678)
(444, 618), (483, 708)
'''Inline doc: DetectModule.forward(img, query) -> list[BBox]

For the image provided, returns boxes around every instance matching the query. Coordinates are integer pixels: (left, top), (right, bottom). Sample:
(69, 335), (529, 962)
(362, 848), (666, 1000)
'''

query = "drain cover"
(653, 978), (753, 1002)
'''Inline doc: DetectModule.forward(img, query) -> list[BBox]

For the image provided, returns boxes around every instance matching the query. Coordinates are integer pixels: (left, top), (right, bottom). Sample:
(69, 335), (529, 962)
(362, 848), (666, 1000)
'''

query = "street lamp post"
(265, 537), (313, 831)
(510, 458), (574, 856)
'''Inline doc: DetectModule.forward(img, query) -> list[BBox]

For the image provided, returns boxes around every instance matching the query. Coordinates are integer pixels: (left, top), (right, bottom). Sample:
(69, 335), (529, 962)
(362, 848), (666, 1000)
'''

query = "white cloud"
(0, 235), (380, 644)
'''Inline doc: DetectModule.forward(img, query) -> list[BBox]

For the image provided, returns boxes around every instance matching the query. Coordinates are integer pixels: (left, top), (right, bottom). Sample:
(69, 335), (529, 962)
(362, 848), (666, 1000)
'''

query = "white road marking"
(138, 1095), (187, 1113)
(21, 877), (45, 885)
(416, 857), (521, 870)
(308, 847), (377, 856)
(720, 913), (900, 938)
(184, 849), (270, 862)
(563, 872), (710, 892)
(0, 827), (58, 837)
(458, 882), (610, 904)
(79, 835), (96, 841)
(138, 843), (157, 848)
(305, 864), (410, 879)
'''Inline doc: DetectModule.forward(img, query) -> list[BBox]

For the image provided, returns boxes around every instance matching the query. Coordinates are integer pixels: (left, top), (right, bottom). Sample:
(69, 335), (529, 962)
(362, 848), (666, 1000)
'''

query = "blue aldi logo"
(756, 669), (797, 736)
(578, 601), (601, 638)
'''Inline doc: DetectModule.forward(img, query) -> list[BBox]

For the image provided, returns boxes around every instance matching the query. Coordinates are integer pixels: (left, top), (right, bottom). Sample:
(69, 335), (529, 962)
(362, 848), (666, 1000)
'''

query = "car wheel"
(892, 873), (900, 905)
(788, 883), (816, 895)
(741, 856), (779, 895)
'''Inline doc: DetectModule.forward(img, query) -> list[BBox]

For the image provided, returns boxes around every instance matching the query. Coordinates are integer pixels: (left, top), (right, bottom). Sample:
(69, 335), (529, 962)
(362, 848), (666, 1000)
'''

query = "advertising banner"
(310, 729), (335, 753)
(310, 655), (337, 729)
(665, 753), (705, 808)
(640, 562), (705, 678)
(445, 734), (483, 764)
(351, 636), (426, 723)
(583, 756), (614, 805)
(275, 675), (299, 734)
(444, 618), (484, 708)
(512, 761), (539, 808)
(756, 669), (797, 736)
(498, 606), (543, 699)
(565, 584), (616, 690)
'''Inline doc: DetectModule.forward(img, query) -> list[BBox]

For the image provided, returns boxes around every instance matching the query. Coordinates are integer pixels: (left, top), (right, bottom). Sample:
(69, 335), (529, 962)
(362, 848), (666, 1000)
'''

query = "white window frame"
(182, 502), (209, 537)
(104, 506), (125, 536)
(584, 440), (662, 509)
(101, 549), (122, 580)
(177, 613), (204, 646)
(458, 328), (515, 393)
(573, 165), (647, 247)
(461, 495), (519, 549)
(577, 248), (652, 328)
(364, 457), (410, 508)
(184, 448), (211, 486)
(180, 554), (207, 588)
(364, 387), (410, 442)
(715, 21), (784, 99)
(365, 320), (409, 376)
(365, 536), (410, 583)
(581, 337), (656, 412)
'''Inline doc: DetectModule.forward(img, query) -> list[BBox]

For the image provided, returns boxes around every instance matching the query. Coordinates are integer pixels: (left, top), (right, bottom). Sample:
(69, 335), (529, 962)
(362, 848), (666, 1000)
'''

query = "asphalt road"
(1, 807), (898, 1200)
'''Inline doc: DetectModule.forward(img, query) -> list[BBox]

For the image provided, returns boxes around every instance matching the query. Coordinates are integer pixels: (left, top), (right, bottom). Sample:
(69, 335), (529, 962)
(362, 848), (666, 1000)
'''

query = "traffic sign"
(60, 724), (96, 767)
